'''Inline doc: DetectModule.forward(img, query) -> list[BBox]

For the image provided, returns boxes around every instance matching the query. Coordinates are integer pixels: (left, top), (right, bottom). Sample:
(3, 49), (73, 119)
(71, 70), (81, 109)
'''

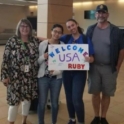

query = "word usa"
(49, 45), (88, 62)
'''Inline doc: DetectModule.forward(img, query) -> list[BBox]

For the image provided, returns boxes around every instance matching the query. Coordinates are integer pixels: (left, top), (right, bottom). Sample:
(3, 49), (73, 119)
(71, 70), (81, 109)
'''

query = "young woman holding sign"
(37, 24), (63, 124)
(60, 19), (94, 124)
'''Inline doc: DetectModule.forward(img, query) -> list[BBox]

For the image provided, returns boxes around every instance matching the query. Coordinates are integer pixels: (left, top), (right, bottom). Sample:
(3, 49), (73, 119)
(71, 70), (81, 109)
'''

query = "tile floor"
(0, 46), (124, 124)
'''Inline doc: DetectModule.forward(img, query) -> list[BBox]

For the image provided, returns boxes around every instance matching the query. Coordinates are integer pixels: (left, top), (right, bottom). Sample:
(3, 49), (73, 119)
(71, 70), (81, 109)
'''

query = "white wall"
(73, 0), (124, 33)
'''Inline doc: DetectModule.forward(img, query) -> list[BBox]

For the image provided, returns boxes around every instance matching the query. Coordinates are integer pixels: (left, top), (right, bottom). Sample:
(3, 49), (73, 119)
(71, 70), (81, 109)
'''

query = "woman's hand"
(49, 70), (54, 75)
(84, 56), (94, 63)
(44, 52), (48, 59)
(2, 77), (10, 87)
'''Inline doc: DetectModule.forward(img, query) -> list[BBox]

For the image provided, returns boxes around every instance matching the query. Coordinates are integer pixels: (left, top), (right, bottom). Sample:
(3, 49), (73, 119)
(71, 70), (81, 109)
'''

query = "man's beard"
(97, 18), (106, 23)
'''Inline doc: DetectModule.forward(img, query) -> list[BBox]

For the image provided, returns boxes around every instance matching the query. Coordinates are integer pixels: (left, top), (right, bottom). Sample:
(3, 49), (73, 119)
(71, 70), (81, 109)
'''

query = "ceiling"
(0, 0), (37, 6)
(0, 0), (107, 6)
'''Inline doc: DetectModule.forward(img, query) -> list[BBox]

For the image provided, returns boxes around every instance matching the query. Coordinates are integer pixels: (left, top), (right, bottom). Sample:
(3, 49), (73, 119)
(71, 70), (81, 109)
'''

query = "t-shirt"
(60, 34), (94, 56)
(92, 26), (110, 64)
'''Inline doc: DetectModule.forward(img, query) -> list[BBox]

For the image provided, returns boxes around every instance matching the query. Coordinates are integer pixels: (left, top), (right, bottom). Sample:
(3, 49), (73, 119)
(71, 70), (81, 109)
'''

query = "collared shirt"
(86, 22), (124, 72)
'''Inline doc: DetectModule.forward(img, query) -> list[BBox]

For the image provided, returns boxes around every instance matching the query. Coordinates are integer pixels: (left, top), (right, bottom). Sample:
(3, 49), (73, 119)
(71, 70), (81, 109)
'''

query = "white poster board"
(48, 44), (89, 70)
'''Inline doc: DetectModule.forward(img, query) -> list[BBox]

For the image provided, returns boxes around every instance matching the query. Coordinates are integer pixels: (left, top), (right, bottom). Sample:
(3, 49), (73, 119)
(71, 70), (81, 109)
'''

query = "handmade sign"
(48, 44), (89, 70)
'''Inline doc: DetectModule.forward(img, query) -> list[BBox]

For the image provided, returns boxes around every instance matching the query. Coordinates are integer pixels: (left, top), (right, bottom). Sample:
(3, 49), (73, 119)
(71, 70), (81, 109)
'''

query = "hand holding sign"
(49, 70), (54, 75)
(84, 56), (94, 63)
(84, 56), (90, 62)
(44, 52), (48, 59)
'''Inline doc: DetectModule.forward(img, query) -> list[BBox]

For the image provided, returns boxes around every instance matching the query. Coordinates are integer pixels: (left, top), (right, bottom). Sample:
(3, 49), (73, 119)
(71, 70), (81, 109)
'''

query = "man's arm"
(116, 49), (124, 73)
(116, 29), (124, 73)
(35, 36), (47, 41)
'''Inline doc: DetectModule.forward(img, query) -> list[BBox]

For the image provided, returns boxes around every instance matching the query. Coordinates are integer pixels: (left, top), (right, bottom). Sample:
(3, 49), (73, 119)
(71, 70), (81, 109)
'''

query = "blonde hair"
(15, 18), (33, 38)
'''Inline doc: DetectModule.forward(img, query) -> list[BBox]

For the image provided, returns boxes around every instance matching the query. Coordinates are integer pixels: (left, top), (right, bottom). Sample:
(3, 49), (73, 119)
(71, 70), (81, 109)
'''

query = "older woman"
(1, 18), (40, 124)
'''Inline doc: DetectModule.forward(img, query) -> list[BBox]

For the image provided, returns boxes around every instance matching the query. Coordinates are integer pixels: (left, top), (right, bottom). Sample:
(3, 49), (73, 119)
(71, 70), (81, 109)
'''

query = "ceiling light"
(118, 0), (124, 2)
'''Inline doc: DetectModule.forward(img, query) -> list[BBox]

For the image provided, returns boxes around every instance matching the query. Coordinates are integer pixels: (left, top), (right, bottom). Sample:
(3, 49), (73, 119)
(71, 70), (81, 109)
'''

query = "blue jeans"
(37, 77), (62, 124)
(63, 71), (87, 123)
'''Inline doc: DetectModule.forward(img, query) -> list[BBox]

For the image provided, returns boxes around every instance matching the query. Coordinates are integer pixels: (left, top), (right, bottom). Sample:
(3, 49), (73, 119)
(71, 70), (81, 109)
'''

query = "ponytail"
(77, 26), (83, 34)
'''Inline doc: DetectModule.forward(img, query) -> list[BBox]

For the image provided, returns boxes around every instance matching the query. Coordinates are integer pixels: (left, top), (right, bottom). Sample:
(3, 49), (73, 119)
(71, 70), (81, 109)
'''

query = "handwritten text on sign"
(48, 44), (89, 70)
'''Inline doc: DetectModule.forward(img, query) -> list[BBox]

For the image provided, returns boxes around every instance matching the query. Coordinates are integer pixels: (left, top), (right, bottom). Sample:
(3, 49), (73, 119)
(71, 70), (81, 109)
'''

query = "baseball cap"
(96, 4), (108, 13)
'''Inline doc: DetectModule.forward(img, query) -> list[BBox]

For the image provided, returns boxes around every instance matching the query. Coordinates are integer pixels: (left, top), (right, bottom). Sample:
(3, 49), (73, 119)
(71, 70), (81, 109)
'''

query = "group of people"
(1, 4), (124, 124)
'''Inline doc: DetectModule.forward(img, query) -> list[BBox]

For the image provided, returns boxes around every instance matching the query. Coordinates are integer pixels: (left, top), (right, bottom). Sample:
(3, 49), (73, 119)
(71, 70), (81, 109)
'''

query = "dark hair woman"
(37, 24), (64, 124)
(59, 19), (94, 124)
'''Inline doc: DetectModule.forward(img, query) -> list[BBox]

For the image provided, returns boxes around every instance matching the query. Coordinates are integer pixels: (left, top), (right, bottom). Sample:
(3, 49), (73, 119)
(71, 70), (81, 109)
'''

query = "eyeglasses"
(53, 30), (62, 35)
(20, 25), (29, 28)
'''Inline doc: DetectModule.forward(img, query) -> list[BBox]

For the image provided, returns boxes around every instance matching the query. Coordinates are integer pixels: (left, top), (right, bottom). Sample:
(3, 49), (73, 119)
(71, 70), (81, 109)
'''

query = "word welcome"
(49, 45), (84, 58)
(49, 45), (88, 62)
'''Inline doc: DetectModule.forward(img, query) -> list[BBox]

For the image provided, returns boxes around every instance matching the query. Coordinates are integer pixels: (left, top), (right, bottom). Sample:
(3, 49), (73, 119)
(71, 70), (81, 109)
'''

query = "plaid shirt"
(86, 22), (124, 72)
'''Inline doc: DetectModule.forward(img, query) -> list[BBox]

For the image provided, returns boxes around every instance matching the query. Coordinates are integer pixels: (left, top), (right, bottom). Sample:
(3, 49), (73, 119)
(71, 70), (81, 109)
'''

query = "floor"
(0, 46), (124, 124)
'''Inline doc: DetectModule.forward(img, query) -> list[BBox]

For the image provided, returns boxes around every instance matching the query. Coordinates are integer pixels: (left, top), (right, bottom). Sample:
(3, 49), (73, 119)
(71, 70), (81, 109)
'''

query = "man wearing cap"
(86, 4), (124, 124)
